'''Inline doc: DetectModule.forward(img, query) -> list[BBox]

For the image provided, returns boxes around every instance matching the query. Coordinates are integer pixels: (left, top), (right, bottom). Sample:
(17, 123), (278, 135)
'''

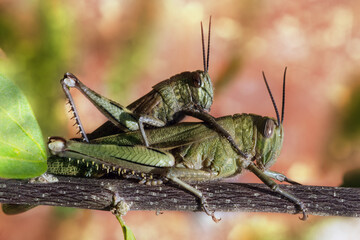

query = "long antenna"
(201, 17), (212, 73)
(201, 21), (206, 72)
(281, 67), (287, 124)
(206, 16), (212, 72)
(262, 71), (280, 126)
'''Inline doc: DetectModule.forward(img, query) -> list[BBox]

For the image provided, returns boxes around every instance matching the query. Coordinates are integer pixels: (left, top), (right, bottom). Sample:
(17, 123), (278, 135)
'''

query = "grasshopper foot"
(201, 198), (221, 223)
(284, 176), (302, 185)
(299, 211), (308, 221)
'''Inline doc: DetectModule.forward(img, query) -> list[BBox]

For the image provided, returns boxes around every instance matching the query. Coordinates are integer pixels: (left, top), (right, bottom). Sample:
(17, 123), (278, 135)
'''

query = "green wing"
(55, 140), (175, 172)
(92, 122), (215, 149)
(92, 115), (236, 150)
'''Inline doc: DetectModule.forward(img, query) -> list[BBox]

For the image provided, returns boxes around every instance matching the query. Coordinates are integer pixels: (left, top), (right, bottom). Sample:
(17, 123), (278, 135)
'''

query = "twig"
(0, 176), (359, 218)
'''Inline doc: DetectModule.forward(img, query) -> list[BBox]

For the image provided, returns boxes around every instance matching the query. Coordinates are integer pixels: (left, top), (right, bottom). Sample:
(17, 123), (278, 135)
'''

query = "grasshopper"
(2, 18), (247, 216)
(47, 68), (307, 221)
(61, 18), (246, 159)
(61, 18), (238, 149)
(61, 18), (247, 159)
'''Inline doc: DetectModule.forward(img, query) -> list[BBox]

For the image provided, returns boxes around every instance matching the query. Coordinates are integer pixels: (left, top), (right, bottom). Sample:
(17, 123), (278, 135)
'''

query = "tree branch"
(0, 176), (359, 218)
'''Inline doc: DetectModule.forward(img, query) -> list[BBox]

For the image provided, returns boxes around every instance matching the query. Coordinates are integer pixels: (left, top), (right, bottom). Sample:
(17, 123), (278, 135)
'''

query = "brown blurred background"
(1, 0), (360, 239)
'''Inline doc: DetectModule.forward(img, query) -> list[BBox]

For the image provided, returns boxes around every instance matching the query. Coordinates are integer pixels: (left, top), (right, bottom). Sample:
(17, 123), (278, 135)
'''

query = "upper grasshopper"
(62, 20), (214, 144)
(48, 68), (307, 222)
(61, 18), (247, 159)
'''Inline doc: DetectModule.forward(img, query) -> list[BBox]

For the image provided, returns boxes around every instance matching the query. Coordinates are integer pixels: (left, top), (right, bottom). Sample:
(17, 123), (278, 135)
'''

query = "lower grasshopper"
(47, 68), (307, 221)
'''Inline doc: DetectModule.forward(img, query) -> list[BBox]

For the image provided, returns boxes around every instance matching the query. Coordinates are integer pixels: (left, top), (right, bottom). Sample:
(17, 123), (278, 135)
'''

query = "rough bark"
(0, 176), (359, 218)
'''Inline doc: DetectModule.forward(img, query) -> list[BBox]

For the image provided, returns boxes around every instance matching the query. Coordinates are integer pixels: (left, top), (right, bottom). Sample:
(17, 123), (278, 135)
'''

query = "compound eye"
(192, 73), (202, 88)
(264, 119), (275, 138)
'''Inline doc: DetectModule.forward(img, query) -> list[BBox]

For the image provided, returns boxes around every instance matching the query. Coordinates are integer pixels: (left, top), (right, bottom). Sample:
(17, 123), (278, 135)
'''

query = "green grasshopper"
(62, 18), (246, 159)
(47, 68), (307, 221)
(2, 18), (247, 216)
(61, 19), (247, 163)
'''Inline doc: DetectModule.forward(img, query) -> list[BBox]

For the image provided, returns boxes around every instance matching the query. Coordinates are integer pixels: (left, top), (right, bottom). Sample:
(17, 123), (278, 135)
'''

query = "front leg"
(247, 163), (307, 220)
(264, 170), (301, 185)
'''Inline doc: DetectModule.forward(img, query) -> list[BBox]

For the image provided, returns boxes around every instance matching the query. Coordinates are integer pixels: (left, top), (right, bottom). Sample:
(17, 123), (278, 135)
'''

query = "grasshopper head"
(154, 19), (214, 113)
(254, 68), (287, 170)
(253, 116), (284, 170)
(188, 70), (213, 111)
(160, 18), (214, 112)
(189, 17), (213, 112)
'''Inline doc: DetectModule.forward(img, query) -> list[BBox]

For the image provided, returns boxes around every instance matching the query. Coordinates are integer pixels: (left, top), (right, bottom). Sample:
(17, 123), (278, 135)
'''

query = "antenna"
(262, 71), (281, 126)
(201, 16), (212, 73)
(206, 16), (212, 72)
(201, 21), (206, 72)
(281, 67), (287, 124)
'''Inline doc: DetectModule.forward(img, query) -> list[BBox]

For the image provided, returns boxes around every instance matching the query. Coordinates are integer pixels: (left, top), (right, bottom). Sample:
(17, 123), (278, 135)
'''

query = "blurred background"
(1, 0), (360, 239)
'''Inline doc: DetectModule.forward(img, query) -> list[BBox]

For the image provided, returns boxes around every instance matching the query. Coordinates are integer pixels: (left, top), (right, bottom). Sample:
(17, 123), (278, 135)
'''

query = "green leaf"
(0, 74), (47, 178)
(116, 215), (136, 240)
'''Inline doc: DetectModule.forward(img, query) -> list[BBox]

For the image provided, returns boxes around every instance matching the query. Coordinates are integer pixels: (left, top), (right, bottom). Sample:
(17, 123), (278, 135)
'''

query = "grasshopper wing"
(52, 139), (175, 168)
(92, 120), (220, 150)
